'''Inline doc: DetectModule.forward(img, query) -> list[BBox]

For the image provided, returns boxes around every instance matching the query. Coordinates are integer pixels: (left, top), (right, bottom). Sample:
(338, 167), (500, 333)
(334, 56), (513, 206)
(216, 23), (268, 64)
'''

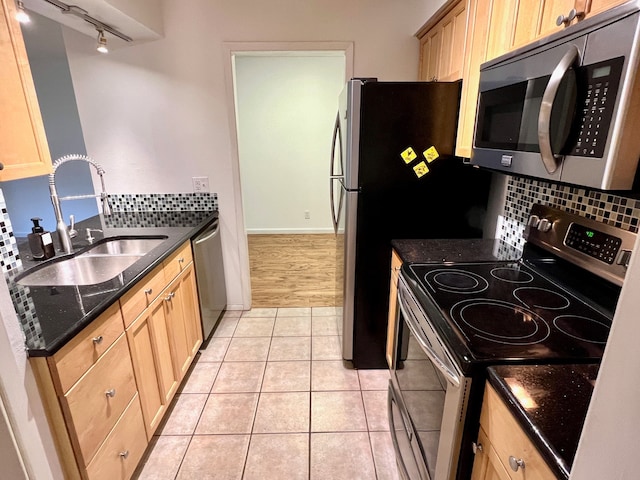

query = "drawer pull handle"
(119, 450), (130, 460)
(144, 288), (153, 295)
(472, 442), (483, 454)
(105, 388), (116, 398)
(509, 456), (525, 472)
(178, 257), (185, 263)
(92, 335), (104, 345)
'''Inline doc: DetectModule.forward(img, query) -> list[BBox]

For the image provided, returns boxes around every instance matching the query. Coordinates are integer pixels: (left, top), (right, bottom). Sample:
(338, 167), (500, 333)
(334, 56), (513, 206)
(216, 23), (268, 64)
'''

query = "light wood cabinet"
(126, 294), (177, 439)
(417, 0), (468, 82)
(31, 241), (203, 480)
(471, 383), (556, 480)
(386, 249), (402, 368)
(0, 0), (52, 180)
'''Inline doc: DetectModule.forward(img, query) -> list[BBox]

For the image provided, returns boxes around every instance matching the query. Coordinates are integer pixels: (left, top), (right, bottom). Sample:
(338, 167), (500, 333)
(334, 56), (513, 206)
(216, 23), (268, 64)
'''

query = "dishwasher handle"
(194, 220), (220, 245)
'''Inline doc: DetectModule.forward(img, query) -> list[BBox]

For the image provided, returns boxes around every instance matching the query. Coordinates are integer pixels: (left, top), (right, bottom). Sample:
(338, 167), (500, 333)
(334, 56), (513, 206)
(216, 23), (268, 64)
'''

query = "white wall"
(570, 230), (640, 479)
(235, 54), (345, 233)
(63, 0), (445, 309)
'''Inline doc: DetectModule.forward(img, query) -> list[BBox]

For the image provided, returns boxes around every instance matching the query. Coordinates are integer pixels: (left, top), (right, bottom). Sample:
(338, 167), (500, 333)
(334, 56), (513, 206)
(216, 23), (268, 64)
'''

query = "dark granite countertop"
(391, 238), (522, 264)
(487, 364), (599, 480)
(8, 210), (218, 357)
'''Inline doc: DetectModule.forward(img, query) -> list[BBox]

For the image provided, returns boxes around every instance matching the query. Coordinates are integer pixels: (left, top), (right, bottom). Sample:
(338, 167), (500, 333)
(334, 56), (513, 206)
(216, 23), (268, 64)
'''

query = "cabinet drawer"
(62, 334), (137, 466)
(162, 242), (193, 281)
(85, 394), (147, 480)
(120, 264), (165, 328)
(50, 303), (124, 394)
(480, 384), (556, 479)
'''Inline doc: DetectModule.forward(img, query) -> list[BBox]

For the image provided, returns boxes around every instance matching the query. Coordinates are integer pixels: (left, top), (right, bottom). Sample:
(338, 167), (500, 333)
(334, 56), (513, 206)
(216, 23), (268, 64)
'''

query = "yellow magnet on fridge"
(413, 161), (429, 178)
(400, 147), (418, 164)
(423, 146), (439, 163)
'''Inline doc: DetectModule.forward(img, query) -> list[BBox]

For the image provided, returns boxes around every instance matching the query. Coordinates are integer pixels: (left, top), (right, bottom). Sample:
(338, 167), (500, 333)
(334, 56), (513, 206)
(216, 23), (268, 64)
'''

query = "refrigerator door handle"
(330, 111), (344, 234)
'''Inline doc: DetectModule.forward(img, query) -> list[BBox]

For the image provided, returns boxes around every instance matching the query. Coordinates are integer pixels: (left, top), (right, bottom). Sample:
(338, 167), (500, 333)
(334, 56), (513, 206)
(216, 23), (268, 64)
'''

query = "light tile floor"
(134, 307), (399, 480)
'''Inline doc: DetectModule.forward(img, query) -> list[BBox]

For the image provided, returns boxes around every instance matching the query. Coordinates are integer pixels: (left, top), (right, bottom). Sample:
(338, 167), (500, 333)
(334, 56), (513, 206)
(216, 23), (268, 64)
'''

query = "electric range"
(388, 204), (637, 480)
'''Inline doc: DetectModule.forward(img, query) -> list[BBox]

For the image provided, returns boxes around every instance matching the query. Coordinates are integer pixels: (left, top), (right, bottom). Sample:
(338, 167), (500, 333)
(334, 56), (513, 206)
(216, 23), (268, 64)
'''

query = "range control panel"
(565, 223), (622, 264)
(524, 204), (636, 286)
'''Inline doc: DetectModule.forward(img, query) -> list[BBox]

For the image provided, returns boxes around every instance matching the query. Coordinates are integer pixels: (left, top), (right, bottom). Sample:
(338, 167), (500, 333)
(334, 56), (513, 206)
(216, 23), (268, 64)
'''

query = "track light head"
(96, 29), (108, 54)
(15, 0), (30, 23)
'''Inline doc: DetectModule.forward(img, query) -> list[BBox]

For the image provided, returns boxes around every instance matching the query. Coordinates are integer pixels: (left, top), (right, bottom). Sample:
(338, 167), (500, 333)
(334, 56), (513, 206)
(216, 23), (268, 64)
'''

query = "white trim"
(221, 41), (354, 310)
(246, 228), (335, 235)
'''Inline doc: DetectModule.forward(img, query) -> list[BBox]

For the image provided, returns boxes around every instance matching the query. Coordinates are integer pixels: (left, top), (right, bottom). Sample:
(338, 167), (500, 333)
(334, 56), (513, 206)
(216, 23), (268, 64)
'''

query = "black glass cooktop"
(407, 262), (611, 362)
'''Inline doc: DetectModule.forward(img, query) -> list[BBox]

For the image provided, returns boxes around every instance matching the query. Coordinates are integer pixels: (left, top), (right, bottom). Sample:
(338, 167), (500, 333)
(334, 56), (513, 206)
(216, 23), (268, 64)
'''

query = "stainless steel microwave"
(471, 2), (640, 190)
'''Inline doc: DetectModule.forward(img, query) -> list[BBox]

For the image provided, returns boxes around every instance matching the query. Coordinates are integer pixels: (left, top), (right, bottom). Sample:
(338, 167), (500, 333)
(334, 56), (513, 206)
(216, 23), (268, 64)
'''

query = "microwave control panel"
(564, 223), (621, 264)
(571, 57), (624, 158)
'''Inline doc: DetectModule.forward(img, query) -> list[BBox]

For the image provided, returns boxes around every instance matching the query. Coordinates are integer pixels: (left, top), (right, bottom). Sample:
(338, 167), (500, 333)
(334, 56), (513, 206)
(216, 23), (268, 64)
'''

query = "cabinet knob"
(92, 335), (104, 345)
(119, 450), (130, 460)
(105, 388), (116, 398)
(144, 288), (153, 295)
(472, 442), (483, 454)
(508, 456), (525, 472)
(164, 292), (175, 301)
(0, 162), (4, 170)
(556, 8), (585, 26)
(178, 257), (185, 263)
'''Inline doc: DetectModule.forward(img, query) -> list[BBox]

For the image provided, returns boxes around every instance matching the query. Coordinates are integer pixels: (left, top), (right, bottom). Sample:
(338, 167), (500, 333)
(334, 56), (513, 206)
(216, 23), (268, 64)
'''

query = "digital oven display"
(565, 223), (622, 264)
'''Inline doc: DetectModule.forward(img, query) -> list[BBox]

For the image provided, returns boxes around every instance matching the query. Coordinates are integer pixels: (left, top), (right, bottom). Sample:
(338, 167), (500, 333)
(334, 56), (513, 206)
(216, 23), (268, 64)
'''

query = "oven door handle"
(398, 290), (461, 388)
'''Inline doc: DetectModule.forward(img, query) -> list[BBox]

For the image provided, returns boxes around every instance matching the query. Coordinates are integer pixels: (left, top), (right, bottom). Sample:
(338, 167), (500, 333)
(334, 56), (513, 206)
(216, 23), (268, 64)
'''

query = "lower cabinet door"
(471, 428), (512, 480)
(127, 295), (177, 439)
(85, 394), (147, 480)
(164, 273), (192, 381)
(181, 264), (204, 358)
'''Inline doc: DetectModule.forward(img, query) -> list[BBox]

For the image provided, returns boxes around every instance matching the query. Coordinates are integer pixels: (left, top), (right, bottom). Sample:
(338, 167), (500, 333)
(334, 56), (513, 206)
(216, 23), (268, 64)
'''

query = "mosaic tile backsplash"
(108, 192), (218, 213)
(500, 175), (640, 251)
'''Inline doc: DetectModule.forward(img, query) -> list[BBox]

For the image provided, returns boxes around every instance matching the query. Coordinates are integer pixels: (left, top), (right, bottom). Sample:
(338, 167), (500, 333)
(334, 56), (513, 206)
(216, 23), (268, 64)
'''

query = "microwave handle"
(538, 45), (580, 174)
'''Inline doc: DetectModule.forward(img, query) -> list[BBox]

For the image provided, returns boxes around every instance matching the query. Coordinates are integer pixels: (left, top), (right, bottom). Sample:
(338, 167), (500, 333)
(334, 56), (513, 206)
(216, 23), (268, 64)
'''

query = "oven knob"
(528, 215), (540, 228)
(537, 219), (553, 232)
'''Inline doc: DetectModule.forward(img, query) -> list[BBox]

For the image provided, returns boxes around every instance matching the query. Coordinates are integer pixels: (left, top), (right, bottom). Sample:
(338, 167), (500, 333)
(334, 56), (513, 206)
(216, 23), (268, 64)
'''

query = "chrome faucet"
(49, 154), (111, 254)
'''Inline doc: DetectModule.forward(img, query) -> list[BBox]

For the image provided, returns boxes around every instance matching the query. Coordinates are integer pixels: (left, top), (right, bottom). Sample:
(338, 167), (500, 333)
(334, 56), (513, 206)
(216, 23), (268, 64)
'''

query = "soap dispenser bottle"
(28, 217), (55, 260)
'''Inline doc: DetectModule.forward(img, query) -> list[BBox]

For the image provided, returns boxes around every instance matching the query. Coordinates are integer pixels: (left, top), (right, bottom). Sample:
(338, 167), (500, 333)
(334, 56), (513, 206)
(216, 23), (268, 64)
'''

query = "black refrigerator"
(329, 78), (492, 369)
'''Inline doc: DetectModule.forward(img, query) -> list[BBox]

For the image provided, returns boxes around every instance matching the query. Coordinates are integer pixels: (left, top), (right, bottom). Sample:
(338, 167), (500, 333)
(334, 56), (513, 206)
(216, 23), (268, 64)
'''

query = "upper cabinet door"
(417, 0), (468, 82)
(0, 0), (52, 181)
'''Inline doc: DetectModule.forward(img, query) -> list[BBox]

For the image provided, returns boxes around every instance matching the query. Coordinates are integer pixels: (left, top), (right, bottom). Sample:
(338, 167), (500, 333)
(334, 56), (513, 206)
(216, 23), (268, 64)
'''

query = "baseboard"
(246, 228), (334, 234)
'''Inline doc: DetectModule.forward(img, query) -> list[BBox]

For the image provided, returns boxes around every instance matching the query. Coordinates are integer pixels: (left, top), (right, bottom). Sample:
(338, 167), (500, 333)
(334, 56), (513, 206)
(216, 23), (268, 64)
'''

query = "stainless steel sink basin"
(84, 237), (166, 256)
(16, 236), (168, 287)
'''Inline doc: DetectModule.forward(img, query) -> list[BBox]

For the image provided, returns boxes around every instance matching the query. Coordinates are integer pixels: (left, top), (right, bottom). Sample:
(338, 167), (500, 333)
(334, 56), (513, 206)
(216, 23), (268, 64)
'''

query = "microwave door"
(538, 46), (581, 174)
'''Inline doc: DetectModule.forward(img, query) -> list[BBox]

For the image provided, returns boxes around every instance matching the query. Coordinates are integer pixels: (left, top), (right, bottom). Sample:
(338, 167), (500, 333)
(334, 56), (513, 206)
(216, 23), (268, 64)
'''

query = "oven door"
(389, 274), (471, 480)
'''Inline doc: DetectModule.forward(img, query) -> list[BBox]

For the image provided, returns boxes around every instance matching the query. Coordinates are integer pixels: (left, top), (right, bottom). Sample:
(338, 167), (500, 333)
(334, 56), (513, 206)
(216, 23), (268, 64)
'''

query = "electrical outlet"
(192, 176), (210, 193)
(305, 210), (310, 219)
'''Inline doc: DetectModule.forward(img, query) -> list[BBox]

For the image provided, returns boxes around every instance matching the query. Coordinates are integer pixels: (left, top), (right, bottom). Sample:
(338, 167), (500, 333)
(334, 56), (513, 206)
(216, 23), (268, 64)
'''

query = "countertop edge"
(23, 211), (218, 357)
(486, 368), (570, 480)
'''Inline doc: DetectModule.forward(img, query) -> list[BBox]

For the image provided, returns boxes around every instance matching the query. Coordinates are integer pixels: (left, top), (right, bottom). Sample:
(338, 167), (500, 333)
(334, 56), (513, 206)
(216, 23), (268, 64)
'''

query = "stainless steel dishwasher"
(192, 218), (227, 341)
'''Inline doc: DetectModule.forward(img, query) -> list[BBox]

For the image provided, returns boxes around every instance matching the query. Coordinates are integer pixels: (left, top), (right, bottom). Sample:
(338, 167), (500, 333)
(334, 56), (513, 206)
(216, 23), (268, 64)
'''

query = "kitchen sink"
(83, 237), (167, 256)
(16, 236), (168, 287)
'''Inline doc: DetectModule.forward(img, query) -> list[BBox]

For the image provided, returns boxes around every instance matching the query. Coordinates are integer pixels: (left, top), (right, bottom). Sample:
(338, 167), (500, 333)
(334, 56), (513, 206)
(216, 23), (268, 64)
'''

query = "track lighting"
(96, 29), (108, 54)
(15, 0), (30, 23)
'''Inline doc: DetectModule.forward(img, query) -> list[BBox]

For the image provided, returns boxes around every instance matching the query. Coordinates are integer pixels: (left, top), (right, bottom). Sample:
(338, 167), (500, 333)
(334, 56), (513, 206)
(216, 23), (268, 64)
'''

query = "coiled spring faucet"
(49, 154), (111, 254)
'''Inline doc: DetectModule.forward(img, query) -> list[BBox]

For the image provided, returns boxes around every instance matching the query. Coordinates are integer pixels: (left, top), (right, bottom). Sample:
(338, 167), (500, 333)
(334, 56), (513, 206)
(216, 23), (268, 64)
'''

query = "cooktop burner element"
(553, 316), (610, 344)
(513, 287), (570, 310)
(427, 269), (488, 294)
(490, 267), (534, 284)
(408, 261), (613, 360)
(451, 299), (551, 345)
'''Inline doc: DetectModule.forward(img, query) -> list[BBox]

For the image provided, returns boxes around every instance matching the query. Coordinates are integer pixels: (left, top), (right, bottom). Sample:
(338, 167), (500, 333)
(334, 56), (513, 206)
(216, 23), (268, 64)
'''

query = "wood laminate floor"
(248, 234), (340, 307)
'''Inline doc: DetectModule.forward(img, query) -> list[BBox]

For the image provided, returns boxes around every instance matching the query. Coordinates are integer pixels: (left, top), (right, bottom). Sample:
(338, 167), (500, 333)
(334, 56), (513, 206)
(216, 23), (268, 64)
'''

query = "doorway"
(230, 46), (351, 307)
